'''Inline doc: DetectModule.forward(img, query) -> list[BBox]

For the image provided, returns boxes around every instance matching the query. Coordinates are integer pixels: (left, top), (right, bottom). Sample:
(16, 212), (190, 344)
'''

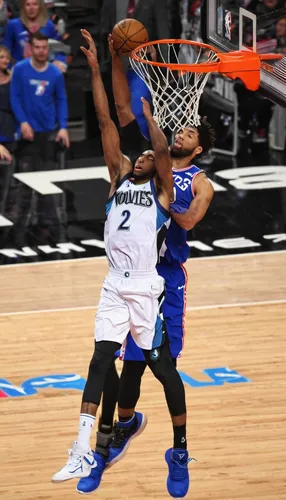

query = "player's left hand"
(141, 97), (152, 120)
(80, 29), (98, 68)
(56, 128), (70, 148)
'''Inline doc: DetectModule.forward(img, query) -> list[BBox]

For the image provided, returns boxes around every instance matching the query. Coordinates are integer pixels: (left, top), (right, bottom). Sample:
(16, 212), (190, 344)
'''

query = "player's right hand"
(80, 29), (98, 68)
(141, 97), (152, 120)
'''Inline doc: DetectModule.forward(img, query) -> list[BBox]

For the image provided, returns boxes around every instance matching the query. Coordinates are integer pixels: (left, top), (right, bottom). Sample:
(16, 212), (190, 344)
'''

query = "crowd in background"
(0, 0), (284, 258)
(0, 0), (285, 162)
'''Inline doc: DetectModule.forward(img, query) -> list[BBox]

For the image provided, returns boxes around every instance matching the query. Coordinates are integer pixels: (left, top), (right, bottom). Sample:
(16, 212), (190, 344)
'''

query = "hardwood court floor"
(0, 251), (286, 500)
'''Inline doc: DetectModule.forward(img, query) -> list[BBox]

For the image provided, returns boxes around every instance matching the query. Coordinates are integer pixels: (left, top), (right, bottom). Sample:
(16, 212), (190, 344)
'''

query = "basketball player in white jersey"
(76, 35), (214, 499)
(52, 29), (189, 490)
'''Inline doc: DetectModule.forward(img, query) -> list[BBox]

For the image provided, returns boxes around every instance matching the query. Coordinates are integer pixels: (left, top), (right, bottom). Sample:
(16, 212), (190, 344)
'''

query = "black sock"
(173, 423), (187, 449)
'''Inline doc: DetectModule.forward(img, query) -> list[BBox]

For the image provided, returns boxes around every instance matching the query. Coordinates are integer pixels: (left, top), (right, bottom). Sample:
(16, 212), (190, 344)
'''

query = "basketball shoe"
(76, 424), (113, 494)
(165, 448), (196, 498)
(76, 452), (107, 494)
(106, 411), (147, 467)
(52, 442), (96, 482)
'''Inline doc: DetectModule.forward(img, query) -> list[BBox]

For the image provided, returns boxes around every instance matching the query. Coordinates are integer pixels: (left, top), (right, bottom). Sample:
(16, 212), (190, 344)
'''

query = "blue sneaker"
(106, 412), (147, 468)
(76, 452), (107, 494)
(165, 448), (196, 498)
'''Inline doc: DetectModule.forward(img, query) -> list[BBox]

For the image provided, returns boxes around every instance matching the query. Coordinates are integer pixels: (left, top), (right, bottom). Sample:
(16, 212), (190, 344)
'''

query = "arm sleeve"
(10, 65), (27, 124)
(55, 72), (68, 129)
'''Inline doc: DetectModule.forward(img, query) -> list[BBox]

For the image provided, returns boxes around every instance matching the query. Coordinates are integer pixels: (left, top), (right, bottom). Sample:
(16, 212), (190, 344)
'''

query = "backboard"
(201, 0), (286, 106)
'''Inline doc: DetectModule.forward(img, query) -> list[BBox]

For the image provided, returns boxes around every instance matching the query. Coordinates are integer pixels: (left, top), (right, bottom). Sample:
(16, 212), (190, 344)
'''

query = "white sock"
(76, 413), (96, 453)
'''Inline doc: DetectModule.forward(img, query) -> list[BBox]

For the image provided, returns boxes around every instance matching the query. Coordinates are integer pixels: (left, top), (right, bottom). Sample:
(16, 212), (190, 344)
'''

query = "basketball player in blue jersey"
(52, 29), (190, 495)
(76, 35), (215, 499)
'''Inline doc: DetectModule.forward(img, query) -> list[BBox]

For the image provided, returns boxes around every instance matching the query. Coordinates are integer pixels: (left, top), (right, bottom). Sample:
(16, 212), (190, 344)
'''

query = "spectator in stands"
(247, 0), (285, 17)
(3, 0), (67, 72)
(10, 32), (69, 148)
(0, 45), (16, 152)
(8, 32), (69, 246)
(0, 142), (12, 160)
(6, 0), (19, 19)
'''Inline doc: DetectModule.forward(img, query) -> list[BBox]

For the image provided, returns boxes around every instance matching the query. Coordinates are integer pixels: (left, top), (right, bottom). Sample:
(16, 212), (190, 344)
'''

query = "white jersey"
(105, 174), (170, 271)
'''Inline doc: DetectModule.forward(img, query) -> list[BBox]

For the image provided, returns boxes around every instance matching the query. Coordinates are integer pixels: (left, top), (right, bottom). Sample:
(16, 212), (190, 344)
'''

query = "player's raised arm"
(108, 35), (135, 127)
(171, 173), (214, 230)
(141, 97), (173, 199)
(80, 29), (131, 188)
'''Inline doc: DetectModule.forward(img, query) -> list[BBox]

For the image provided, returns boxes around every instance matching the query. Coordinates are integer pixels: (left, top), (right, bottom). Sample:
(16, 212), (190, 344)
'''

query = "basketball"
(111, 19), (148, 56)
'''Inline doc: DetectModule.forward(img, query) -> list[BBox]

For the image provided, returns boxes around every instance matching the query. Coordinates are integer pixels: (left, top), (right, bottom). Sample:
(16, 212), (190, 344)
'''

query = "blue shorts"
(121, 260), (187, 360)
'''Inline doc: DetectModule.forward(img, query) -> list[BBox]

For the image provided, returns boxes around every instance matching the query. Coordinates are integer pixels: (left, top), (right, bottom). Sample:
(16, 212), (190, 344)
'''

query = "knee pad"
(94, 340), (121, 356)
(83, 344), (119, 405)
(89, 341), (120, 374)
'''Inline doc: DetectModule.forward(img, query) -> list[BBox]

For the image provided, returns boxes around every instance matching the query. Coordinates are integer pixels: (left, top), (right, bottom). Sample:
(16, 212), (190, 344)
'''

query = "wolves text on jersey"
(115, 190), (153, 207)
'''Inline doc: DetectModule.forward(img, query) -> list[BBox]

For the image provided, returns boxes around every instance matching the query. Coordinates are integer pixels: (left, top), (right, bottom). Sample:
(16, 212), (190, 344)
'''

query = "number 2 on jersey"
(118, 210), (131, 230)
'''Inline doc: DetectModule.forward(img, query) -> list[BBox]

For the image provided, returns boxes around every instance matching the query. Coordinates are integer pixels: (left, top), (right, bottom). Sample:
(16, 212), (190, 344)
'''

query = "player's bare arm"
(80, 29), (132, 195)
(171, 173), (214, 231)
(141, 98), (173, 210)
(108, 35), (135, 128)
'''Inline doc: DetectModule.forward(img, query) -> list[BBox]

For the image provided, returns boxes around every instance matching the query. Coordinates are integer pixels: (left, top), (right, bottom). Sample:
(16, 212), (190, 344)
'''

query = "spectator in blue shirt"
(3, 0), (67, 73)
(10, 31), (69, 146)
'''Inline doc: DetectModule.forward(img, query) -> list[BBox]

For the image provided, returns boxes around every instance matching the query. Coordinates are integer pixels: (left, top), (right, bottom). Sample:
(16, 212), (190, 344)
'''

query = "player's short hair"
(196, 117), (216, 154)
(142, 150), (155, 156)
(30, 32), (49, 45)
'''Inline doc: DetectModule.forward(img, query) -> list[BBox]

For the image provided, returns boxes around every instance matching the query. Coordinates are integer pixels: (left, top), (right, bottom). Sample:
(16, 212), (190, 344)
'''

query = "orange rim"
(131, 39), (283, 91)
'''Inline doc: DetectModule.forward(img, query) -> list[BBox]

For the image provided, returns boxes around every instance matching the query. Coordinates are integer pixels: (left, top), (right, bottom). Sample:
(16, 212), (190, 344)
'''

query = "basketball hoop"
(130, 39), (282, 131)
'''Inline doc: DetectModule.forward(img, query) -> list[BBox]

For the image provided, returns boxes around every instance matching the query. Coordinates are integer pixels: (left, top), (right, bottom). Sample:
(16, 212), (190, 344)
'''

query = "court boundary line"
(0, 298), (285, 317)
(1, 249), (286, 269)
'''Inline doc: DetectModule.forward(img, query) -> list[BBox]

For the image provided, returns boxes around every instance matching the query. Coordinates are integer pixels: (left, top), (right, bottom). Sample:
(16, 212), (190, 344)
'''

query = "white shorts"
(94, 268), (165, 350)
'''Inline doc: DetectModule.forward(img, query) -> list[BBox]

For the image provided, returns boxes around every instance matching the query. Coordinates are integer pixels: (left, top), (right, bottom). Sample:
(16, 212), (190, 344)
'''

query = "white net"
(130, 41), (219, 131)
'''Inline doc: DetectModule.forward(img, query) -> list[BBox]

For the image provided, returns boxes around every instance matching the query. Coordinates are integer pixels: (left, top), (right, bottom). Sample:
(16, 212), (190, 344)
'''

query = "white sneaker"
(52, 442), (96, 482)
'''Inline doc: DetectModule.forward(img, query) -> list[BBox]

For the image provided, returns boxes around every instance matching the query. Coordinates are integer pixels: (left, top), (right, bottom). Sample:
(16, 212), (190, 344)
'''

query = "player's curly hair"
(196, 117), (216, 155)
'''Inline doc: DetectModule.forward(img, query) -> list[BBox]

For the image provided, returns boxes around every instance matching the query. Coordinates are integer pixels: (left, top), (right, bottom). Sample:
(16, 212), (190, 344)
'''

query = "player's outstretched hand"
(141, 97), (152, 120)
(80, 29), (98, 68)
(108, 34), (117, 57)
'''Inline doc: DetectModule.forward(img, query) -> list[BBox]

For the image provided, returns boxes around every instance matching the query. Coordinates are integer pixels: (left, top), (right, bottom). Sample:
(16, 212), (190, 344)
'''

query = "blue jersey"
(159, 165), (203, 265)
